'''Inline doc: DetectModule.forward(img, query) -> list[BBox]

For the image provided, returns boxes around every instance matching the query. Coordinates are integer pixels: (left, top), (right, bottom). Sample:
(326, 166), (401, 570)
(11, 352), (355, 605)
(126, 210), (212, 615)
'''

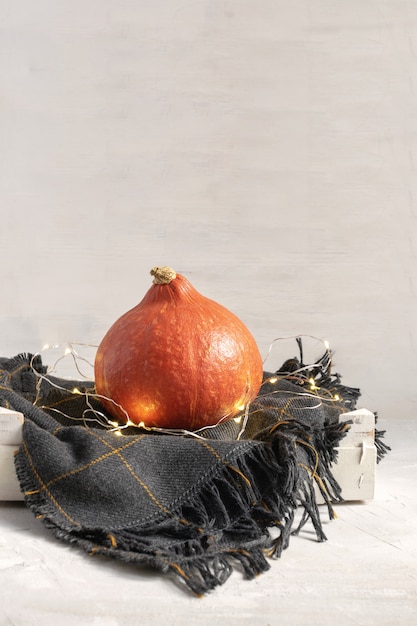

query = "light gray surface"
(1, 416), (416, 625)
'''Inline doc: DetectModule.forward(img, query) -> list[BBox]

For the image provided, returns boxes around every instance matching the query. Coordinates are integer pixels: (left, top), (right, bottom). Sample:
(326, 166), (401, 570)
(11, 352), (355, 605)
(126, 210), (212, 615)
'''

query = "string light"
(29, 336), (345, 440)
(258, 336), (350, 416)
(263, 334), (331, 364)
(309, 377), (319, 391)
(236, 402), (250, 441)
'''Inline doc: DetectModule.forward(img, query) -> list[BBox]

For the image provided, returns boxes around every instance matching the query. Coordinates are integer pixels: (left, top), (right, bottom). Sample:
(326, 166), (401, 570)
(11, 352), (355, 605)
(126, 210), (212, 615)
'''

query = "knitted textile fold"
(0, 351), (389, 595)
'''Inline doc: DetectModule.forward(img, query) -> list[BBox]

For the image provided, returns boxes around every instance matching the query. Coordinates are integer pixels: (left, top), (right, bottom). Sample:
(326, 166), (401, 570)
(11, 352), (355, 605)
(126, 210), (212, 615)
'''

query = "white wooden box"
(0, 408), (24, 500)
(0, 407), (24, 446)
(316, 408), (377, 503)
(0, 407), (377, 502)
(0, 444), (22, 501)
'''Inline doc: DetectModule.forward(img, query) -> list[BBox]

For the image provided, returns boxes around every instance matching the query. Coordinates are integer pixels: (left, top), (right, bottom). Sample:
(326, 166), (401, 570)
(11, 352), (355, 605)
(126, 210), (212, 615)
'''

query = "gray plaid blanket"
(0, 349), (388, 595)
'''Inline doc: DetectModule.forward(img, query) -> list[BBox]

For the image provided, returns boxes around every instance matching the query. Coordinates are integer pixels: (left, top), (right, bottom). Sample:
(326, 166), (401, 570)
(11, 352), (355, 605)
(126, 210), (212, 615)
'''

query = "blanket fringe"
(373, 413), (391, 463)
(9, 349), (388, 595)
(15, 417), (344, 595)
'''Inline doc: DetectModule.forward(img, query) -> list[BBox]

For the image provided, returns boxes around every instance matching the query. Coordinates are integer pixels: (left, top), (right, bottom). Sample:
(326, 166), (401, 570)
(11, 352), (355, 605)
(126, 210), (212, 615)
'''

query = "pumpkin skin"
(94, 267), (263, 430)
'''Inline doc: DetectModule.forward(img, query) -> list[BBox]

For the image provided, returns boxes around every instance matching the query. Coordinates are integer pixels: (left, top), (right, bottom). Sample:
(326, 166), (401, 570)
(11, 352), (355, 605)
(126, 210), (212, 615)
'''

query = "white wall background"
(1, 0), (416, 420)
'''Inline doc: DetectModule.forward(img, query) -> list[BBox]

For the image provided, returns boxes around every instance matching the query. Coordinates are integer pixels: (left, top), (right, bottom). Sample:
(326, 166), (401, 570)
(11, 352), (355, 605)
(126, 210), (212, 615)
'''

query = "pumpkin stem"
(150, 266), (177, 285)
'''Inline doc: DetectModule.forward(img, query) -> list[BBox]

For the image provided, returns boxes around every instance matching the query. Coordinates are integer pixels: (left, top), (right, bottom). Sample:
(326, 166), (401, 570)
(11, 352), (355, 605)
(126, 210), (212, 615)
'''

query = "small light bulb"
(269, 377), (278, 384)
(72, 387), (81, 395)
(64, 347), (72, 356)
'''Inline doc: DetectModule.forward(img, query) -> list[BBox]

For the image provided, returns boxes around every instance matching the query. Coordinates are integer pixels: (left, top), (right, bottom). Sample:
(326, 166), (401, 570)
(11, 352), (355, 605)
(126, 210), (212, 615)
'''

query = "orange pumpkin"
(94, 266), (263, 430)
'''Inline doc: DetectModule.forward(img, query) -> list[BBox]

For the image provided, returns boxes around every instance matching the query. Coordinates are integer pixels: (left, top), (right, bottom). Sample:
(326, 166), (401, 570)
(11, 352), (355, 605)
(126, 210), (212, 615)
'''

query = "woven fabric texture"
(0, 351), (388, 595)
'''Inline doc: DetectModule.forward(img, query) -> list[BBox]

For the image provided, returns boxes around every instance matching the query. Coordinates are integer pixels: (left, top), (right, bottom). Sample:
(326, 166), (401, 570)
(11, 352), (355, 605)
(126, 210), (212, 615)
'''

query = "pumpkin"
(94, 266), (263, 430)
